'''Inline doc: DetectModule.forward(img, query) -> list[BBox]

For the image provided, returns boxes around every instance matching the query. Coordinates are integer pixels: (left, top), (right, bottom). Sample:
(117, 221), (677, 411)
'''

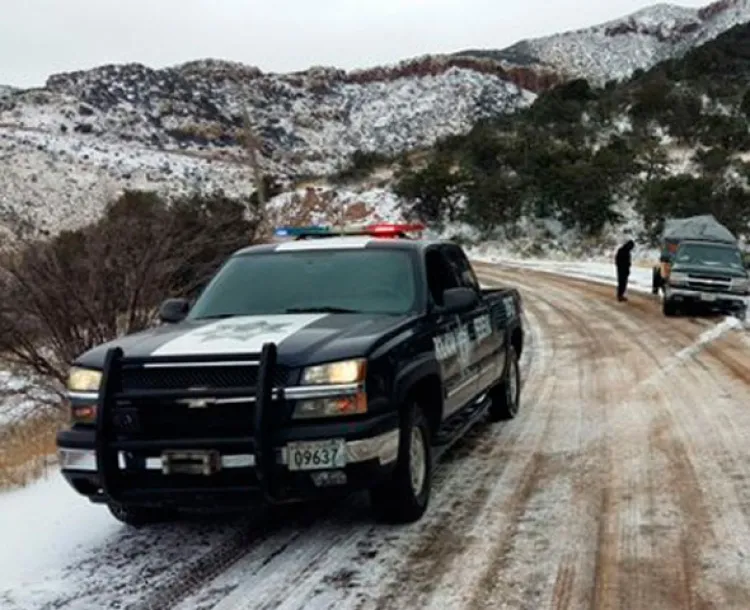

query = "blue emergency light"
(273, 225), (331, 237)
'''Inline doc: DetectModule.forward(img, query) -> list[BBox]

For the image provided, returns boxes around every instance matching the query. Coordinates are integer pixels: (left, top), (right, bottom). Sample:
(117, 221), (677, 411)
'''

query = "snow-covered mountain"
(0, 60), (534, 235)
(1, 0), (749, 237)
(457, 0), (750, 85)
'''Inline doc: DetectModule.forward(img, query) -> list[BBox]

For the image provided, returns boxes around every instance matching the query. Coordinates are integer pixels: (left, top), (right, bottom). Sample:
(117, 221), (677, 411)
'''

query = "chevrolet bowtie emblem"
(180, 387), (214, 408)
(186, 398), (212, 408)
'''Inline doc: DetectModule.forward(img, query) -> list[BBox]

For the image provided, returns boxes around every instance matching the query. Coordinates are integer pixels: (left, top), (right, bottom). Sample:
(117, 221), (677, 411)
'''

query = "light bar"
(272, 222), (427, 239)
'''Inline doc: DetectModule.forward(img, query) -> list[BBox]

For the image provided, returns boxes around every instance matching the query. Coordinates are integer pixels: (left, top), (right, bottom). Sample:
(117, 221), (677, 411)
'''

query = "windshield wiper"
(285, 306), (361, 314)
(193, 313), (239, 320)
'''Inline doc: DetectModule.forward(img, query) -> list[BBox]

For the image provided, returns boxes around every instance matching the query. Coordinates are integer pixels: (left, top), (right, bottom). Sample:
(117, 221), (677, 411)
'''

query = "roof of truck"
(663, 215), (736, 244)
(233, 235), (445, 256)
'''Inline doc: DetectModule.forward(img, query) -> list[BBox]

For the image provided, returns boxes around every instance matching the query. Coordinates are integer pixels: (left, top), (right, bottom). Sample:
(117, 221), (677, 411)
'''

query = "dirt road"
(5, 263), (750, 610)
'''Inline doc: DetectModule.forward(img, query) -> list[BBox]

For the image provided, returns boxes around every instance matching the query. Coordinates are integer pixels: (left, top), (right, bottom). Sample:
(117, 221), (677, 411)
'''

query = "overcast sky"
(1, 0), (709, 87)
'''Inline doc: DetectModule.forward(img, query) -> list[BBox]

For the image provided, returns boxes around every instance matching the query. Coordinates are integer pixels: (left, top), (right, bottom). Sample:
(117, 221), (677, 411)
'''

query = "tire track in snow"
(467, 269), (635, 610)
(426, 265), (745, 610)
(496, 266), (750, 609)
(362, 283), (579, 610)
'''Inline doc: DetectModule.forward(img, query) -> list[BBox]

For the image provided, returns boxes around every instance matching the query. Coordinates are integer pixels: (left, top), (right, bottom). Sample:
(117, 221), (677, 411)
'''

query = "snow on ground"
(1, 257), (750, 609)
(0, 473), (121, 590)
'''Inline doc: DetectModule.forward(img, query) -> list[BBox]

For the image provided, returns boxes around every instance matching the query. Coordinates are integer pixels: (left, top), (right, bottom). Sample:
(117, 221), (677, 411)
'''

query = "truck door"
(425, 245), (479, 419)
(441, 244), (504, 399)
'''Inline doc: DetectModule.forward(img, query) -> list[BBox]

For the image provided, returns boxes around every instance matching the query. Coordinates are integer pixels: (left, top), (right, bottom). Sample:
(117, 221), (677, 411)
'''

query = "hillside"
(393, 19), (750, 258)
(1, 0), (749, 240)
(456, 0), (750, 85)
(0, 60), (536, 236)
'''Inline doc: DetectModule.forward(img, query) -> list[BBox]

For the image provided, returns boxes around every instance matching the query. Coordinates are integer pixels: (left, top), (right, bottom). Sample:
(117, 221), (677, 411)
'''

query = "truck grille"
(121, 364), (289, 391)
(686, 274), (731, 293)
(112, 400), (254, 439)
(113, 361), (289, 441)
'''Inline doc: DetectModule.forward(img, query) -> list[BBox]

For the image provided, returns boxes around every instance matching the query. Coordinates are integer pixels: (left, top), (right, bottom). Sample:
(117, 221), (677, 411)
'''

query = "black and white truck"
(56, 223), (524, 525)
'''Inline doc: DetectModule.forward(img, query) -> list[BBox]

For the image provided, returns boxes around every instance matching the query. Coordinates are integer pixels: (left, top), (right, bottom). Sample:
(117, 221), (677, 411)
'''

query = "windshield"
(674, 243), (744, 269)
(188, 249), (418, 318)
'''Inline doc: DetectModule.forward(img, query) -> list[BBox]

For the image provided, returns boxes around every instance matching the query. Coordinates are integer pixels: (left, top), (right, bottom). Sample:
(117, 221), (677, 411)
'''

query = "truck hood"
(671, 264), (747, 278)
(74, 312), (417, 370)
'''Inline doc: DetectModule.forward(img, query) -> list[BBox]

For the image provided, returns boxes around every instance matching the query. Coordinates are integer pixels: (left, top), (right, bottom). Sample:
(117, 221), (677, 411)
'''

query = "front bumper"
(665, 286), (748, 309)
(56, 415), (399, 509)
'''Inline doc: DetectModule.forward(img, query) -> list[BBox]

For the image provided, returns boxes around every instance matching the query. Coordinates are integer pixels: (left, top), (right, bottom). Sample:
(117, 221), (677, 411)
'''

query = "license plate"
(286, 439), (347, 471)
(700, 293), (716, 301)
(161, 450), (221, 476)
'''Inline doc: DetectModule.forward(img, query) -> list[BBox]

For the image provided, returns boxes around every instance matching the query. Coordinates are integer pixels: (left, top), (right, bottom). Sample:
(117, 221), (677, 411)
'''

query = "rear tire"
(488, 344), (521, 422)
(370, 402), (432, 524)
(107, 502), (176, 527)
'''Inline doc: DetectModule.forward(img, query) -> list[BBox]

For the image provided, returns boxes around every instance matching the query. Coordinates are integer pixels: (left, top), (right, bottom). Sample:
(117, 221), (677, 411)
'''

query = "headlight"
(294, 358), (368, 419)
(731, 278), (750, 293)
(301, 359), (366, 385)
(67, 367), (102, 393)
(668, 272), (688, 286)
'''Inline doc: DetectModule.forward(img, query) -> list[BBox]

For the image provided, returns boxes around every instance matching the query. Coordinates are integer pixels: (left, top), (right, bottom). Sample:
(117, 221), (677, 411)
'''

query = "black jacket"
(615, 242), (633, 273)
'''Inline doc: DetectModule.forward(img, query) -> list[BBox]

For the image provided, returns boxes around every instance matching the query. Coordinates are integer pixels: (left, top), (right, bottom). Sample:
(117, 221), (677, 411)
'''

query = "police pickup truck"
(56, 223), (524, 525)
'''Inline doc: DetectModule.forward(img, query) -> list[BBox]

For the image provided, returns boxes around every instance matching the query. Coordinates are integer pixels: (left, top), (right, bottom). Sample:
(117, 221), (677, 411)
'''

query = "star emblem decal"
(196, 320), (293, 343)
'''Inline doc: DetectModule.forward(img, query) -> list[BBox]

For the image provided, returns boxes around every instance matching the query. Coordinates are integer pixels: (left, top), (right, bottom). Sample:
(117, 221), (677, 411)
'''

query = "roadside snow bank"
(469, 249), (655, 294)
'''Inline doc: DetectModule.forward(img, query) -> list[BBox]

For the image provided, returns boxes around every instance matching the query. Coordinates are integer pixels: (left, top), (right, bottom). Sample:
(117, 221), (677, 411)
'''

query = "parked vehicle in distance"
(651, 215), (749, 317)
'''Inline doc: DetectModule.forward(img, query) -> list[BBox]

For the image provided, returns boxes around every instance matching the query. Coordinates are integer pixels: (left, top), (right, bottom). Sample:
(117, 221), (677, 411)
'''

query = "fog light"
(58, 448), (97, 471)
(293, 393), (367, 419)
(310, 470), (347, 487)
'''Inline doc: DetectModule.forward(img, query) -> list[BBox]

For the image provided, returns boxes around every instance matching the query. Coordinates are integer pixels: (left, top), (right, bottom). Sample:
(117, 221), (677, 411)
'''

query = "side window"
(442, 245), (480, 291)
(425, 248), (459, 306)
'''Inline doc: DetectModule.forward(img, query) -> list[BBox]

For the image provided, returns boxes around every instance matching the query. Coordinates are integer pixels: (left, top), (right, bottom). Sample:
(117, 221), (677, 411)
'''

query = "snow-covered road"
(3, 261), (750, 609)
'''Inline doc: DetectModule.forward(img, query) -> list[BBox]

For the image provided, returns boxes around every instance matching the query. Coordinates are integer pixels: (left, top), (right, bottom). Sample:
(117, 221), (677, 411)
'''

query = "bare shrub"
(0, 188), (261, 405)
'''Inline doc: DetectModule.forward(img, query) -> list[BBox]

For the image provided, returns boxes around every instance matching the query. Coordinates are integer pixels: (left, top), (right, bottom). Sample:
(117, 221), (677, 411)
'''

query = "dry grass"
(0, 409), (63, 490)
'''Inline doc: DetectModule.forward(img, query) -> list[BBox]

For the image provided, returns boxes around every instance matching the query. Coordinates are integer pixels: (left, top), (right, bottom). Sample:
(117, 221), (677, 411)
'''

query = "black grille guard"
(94, 342), (282, 503)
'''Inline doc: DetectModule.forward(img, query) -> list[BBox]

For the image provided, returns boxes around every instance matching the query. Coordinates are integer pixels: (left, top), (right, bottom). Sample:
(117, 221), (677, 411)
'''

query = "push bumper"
(56, 415), (400, 509)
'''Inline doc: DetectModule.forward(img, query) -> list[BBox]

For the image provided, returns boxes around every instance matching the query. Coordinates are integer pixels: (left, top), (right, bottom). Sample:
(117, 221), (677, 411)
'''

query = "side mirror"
(442, 287), (478, 314)
(159, 298), (190, 323)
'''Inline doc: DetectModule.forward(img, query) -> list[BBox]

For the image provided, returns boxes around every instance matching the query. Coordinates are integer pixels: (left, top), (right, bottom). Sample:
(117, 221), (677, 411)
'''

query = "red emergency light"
(363, 223), (426, 238)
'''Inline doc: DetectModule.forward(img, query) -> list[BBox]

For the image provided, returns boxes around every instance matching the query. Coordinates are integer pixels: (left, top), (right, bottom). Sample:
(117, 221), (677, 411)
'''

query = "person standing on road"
(615, 239), (635, 302)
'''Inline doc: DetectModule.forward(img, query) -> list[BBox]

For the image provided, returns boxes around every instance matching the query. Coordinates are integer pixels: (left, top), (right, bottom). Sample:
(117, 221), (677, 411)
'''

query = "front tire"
(107, 502), (176, 527)
(488, 344), (521, 422)
(369, 402), (432, 524)
(663, 298), (677, 317)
